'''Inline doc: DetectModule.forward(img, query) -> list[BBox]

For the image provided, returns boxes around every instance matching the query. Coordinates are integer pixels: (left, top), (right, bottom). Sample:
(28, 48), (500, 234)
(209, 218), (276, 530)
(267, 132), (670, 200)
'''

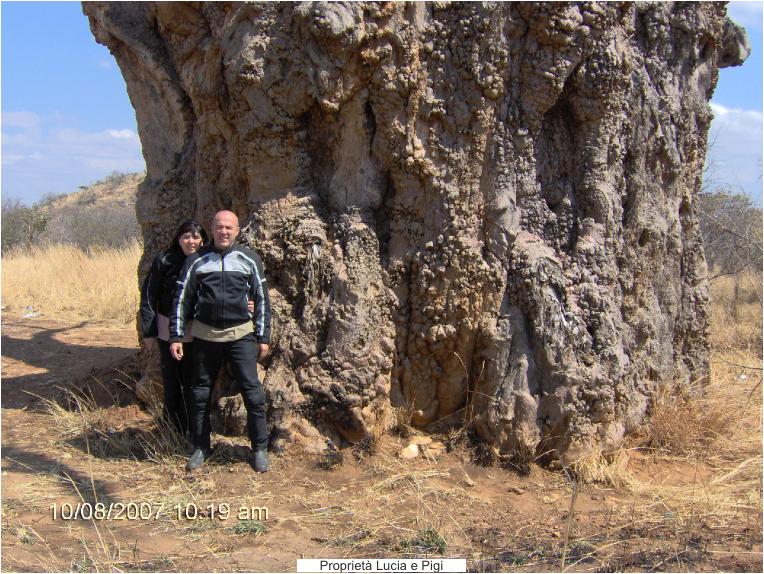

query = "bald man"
(169, 210), (272, 472)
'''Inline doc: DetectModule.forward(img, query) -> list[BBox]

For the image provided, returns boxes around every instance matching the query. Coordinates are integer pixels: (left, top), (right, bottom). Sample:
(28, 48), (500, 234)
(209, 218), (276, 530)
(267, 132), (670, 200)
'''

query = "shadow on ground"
(1, 445), (119, 505)
(1, 318), (139, 409)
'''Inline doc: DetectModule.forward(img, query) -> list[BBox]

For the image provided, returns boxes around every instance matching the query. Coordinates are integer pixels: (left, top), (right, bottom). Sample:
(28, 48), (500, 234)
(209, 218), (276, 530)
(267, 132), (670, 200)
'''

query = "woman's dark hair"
(168, 220), (208, 254)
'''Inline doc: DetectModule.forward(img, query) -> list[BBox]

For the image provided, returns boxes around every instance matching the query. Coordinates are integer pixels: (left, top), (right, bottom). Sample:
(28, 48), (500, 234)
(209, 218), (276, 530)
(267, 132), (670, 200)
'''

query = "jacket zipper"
(221, 252), (226, 328)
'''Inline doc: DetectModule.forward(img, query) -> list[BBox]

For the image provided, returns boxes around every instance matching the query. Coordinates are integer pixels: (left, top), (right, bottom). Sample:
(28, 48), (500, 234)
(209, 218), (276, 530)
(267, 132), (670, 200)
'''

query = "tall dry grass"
(567, 269), (762, 545)
(599, 272), (764, 533)
(1, 241), (141, 324)
(708, 270), (763, 353)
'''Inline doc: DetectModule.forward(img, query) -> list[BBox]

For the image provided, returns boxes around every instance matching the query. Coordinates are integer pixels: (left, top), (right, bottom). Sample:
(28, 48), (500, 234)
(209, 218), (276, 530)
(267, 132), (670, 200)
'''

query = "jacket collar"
(212, 242), (235, 255)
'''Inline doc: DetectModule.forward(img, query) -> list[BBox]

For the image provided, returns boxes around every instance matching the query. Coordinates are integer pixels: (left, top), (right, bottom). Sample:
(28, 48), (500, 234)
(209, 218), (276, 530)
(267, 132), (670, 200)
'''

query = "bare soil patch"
(2, 315), (761, 572)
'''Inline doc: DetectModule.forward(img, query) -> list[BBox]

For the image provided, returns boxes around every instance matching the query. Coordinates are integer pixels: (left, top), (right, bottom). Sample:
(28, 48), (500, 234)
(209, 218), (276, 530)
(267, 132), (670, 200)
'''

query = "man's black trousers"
(158, 339), (193, 436)
(189, 333), (267, 451)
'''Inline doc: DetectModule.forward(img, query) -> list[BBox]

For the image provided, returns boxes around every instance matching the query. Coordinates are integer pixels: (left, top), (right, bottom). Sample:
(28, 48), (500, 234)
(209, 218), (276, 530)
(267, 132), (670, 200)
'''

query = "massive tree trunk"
(84, 1), (749, 460)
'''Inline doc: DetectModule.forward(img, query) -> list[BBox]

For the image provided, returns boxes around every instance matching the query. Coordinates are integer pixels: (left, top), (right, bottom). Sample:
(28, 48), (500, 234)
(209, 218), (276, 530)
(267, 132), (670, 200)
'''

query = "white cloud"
(705, 101), (763, 202)
(107, 128), (138, 139)
(727, 1), (763, 31)
(709, 102), (763, 125)
(2, 154), (27, 165)
(1, 152), (45, 165)
(1, 112), (144, 203)
(97, 59), (114, 70)
(709, 102), (731, 116)
(2, 111), (42, 129)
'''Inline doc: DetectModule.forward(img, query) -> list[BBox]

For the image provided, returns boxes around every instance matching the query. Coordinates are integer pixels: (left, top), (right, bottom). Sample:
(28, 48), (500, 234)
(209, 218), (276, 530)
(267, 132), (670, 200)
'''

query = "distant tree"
(1, 199), (50, 253)
(697, 187), (762, 316)
(2, 171), (143, 253)
(37, 192), (68, 208)
(697, 188), (763, 279)
(92, 170), (133, 191)
(40, 204), (140, 249)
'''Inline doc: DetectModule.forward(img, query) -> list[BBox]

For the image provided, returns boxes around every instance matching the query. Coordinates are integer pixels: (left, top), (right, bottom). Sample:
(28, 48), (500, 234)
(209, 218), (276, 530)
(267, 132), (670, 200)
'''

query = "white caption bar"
(297, 559), (467, 573)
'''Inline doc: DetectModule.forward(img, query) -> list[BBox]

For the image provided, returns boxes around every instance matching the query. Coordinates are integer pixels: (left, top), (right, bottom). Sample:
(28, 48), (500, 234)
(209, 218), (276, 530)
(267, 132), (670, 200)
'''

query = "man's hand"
(258, 343), (270, 359)
(170, 342), (184, 361)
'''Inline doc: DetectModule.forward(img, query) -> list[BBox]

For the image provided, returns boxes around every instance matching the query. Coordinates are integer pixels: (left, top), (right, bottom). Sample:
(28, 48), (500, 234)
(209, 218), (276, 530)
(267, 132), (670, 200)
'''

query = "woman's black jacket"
(139, 250), (186, 338)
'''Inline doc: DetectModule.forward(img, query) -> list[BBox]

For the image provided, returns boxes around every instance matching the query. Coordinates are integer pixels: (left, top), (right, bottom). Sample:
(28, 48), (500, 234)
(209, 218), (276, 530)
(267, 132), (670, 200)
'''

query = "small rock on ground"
(399, 444), (420, 459)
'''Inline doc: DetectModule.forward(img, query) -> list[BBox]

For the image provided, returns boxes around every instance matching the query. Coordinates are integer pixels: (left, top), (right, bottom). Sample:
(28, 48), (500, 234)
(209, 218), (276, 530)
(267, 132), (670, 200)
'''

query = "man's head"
(211, 210), (239, 249)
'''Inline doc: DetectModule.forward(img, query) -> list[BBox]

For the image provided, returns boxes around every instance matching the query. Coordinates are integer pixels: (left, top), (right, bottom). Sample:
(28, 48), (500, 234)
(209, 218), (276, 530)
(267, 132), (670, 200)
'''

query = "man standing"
(169, 210), (272, 472)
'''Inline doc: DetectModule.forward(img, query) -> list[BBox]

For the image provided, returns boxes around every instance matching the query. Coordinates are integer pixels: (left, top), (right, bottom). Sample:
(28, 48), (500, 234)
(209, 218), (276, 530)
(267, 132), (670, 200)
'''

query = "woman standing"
(139, 220), (207, 436)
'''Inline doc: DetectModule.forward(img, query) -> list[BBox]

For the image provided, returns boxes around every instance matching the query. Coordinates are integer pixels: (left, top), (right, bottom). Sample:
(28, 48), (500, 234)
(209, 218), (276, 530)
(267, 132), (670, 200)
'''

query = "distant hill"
(37, 172), (144, 249)
(1, 172), (144, 252)
(43, 171), (142, 213)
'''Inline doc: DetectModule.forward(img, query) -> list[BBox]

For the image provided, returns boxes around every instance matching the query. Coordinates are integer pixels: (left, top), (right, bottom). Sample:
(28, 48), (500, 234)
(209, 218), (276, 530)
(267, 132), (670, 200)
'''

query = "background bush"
(38, 204), (140, 250)
(1, 171), (142, 253)
(697, 187), (763, 278)
(1, 198), (51, 253)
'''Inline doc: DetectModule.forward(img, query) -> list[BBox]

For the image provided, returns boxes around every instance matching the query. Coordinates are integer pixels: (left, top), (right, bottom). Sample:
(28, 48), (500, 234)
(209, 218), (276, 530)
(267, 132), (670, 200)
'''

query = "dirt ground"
(1, 314), (762, 572)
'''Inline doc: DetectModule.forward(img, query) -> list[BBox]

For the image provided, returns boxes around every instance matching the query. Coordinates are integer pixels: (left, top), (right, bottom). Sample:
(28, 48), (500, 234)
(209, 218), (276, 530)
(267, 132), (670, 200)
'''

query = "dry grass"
(617, 271), (763, 533)
(1, 241), (141, 324)
(632, 271), (762, 459)
(567, 448), (631, 486)
(1, 245), (761, 571)
(708, 270), (762, 353)
(645, 381), (737, 456)
(630, 360), (762, 521)
(566, 269), (762, 551)
(37, 380), (187, 467)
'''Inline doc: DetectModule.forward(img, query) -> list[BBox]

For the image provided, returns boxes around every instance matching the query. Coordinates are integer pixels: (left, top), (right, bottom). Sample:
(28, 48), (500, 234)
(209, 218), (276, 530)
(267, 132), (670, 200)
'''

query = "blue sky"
(1, 1), (762, 205)
(2, 1), (142, 204)
(708, 0), (763, 203)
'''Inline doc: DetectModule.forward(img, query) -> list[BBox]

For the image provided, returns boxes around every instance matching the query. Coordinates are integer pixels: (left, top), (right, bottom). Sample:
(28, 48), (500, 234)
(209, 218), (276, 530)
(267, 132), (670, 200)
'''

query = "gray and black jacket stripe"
(169, 243), (271, 344)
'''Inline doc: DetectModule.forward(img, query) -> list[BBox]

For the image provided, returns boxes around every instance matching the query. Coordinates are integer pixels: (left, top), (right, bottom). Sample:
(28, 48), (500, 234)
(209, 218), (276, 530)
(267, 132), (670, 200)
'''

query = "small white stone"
(399, 444), (420, 459)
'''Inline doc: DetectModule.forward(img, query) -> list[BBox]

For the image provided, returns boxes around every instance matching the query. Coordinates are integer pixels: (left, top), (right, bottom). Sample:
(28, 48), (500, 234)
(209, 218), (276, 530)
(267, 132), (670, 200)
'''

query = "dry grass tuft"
(619, 270), (763, 529)
(568, 448), (631, 486)
(391, 403), (416, 439)
(397, 526), (447, 556)
(644, 382), (736, 456)
(708, 271), (762, 353)
(1, 241), (141, 324)
(41, 384), (186, 464)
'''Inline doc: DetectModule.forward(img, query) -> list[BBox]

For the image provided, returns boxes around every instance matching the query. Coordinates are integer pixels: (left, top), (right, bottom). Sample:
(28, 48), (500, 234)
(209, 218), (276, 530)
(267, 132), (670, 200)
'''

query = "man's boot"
(186, 448), (209, 471)
(252, 449), (269, 472)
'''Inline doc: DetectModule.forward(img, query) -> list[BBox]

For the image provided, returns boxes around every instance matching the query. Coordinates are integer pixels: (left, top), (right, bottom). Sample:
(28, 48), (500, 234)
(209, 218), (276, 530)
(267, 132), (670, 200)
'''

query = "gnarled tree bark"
(84, 1), (749, 460)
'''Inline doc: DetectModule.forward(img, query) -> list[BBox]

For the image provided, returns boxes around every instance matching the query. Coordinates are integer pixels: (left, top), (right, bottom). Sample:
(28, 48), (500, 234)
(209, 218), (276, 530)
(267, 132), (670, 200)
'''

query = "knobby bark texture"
(84, 1), (749, 460)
